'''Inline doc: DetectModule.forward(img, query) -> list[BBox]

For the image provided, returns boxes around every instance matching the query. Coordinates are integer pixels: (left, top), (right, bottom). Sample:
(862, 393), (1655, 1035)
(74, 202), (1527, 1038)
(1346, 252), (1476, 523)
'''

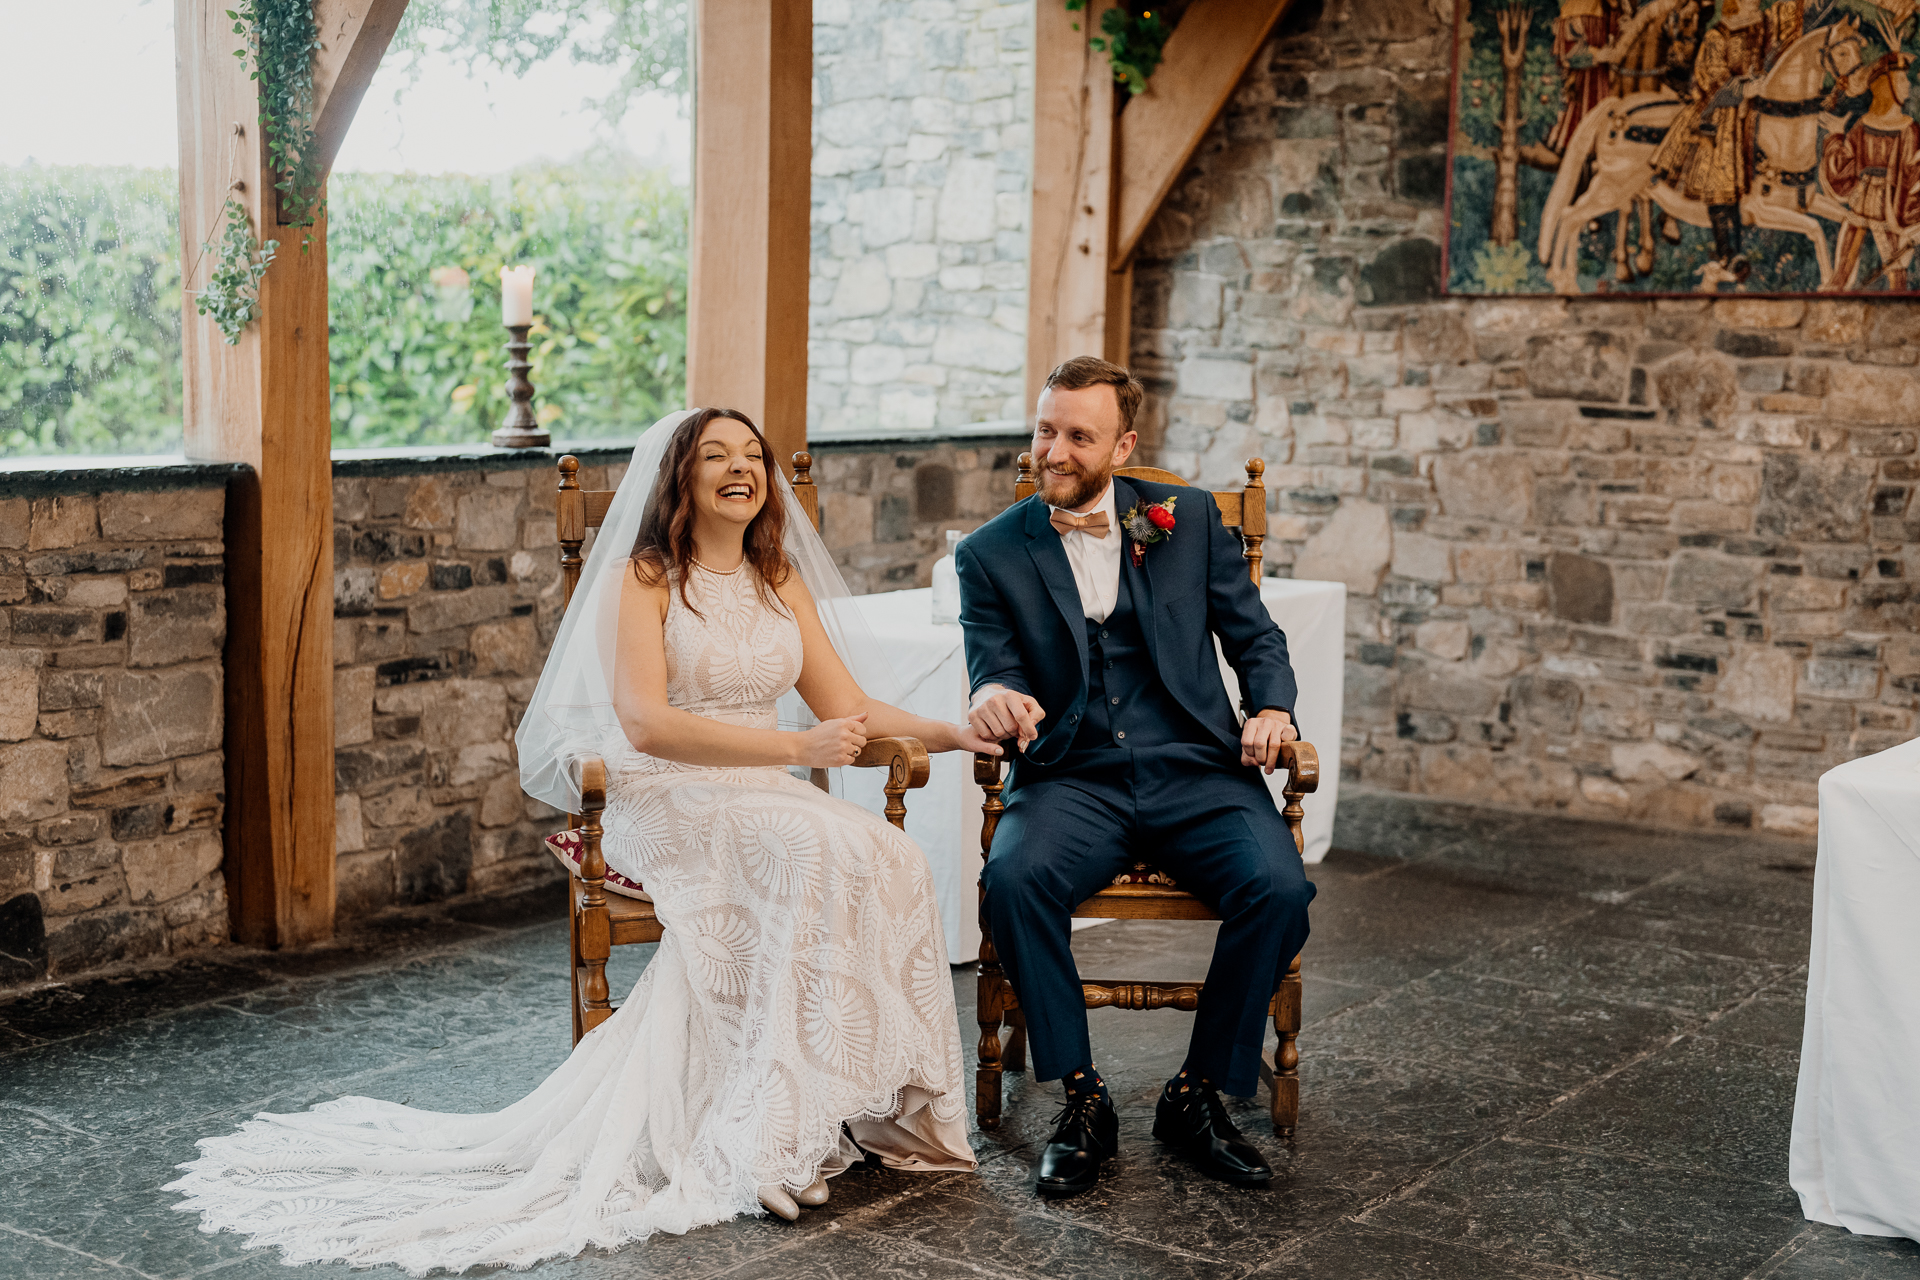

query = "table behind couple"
(840, 577), (1348, 963)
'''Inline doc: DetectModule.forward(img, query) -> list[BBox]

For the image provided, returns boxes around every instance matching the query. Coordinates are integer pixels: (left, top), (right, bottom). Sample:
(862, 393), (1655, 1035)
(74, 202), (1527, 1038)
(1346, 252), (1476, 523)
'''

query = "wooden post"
(175, 0), (406, 948)
(687, 0), (813, 471)
(1028, 0), (1293, 407)
(1026, 0), (1116, 413)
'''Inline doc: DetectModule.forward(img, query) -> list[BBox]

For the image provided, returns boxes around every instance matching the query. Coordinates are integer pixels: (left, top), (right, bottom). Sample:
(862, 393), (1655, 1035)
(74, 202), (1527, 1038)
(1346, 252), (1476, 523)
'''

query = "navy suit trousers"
(981, 754), (1315, 1097)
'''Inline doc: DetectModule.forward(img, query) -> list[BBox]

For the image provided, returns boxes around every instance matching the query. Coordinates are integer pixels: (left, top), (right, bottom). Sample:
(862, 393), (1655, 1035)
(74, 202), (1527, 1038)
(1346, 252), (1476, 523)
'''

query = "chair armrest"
(852, 736), (931, 789)
(1278, 740), (1318, 794)
(572, 754), (607, 815)
(853, 736), (929, 831)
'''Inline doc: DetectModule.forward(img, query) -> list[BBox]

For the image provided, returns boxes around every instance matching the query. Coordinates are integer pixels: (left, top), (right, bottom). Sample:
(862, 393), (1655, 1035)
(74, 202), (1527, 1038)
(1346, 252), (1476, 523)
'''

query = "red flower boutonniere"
(1121, 495), (1178, 566)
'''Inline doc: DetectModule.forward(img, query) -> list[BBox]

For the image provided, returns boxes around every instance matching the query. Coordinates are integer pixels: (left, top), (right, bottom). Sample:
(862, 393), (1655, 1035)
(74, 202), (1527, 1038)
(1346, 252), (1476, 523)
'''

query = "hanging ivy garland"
(195, 197), (279, 345)
(1066, 2), (1173, 94)
(229, 0), (325, 230)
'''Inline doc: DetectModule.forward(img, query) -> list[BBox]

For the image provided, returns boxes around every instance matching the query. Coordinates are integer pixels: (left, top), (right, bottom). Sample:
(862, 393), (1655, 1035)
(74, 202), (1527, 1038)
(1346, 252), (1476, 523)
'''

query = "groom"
(956, 356), (1313, 1196)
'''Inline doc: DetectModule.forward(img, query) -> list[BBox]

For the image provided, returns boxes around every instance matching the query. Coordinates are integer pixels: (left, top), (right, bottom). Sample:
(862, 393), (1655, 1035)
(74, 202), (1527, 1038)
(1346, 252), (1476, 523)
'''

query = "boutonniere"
(1121, 495), (1178, 566)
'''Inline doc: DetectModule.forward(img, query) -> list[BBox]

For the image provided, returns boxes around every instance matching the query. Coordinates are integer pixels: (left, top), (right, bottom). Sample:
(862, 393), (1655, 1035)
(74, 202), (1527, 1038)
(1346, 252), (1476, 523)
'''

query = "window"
(1, 0), (181, 459)
(327, 1), (692, 450)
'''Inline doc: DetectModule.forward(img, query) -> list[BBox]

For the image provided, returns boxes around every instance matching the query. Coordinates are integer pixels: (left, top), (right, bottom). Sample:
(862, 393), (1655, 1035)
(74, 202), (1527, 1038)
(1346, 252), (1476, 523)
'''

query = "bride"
(168, 408), (999, 1274)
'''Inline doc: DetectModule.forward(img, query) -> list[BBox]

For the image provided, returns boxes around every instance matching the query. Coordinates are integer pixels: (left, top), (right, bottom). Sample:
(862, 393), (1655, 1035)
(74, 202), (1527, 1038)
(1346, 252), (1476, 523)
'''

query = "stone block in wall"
(98, 490), (223, 542)
(0, 739), (70, 823)
(406, 585), (511, 634)
(374, 679), (508, 748)
(1755, 454), (1878, 542)
(335, 665), (376, 747)
(29, 496), (99, 550)
(121, 830), (223, 906)
(1293, 500), (1390, 595)
(455, 489), (521, 551)
(127, 587), (225, 667)
(1434, 452), (1533, 521)
(1, 649), (42, 740)
(99, 665), (222, 767)
(397, 811), (473, 904)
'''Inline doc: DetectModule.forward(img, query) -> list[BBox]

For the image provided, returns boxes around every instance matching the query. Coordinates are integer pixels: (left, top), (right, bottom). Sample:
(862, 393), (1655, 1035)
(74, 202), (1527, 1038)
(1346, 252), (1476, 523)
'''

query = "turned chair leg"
(1003, 1007), (1028, 1073)
(976, 924), (1006, 1129)
(1270, 954), (1302, 1137)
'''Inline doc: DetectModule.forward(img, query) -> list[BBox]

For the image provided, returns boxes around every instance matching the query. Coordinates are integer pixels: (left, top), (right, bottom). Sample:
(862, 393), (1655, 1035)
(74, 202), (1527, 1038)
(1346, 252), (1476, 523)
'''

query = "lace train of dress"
(167, 564), (974, 1274)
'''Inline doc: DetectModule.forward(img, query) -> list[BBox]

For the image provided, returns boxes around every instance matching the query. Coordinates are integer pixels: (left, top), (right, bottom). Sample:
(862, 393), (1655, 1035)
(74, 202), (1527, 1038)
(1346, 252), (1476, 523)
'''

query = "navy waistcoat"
(1023, 566), (1241, 785)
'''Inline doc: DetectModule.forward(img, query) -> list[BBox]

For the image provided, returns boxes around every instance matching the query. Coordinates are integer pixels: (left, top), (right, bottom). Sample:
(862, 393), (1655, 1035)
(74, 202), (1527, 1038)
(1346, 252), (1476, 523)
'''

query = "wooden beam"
(176, 0), (406, 948)
(1112, 0), (1291, 267)
(1025, 1), (1116, 416)
(686, 0), (813, 470)
(310, 0), (411, 187)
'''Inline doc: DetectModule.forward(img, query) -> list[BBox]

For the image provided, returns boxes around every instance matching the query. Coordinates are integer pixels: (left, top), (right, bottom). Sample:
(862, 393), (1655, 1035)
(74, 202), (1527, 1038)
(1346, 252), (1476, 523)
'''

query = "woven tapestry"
(1444, 0), (1920, 295)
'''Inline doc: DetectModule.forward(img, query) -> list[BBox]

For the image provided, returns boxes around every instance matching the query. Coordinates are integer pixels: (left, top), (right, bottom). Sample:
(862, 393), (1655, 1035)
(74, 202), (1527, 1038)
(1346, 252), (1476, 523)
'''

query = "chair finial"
(558, 454), (581, 490)
(1017, 452), (1035, 487)
(792, 451), (814, 485)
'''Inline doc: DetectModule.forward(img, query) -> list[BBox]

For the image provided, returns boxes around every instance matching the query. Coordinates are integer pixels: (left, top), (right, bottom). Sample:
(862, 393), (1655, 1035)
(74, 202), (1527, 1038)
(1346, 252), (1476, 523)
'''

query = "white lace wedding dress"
(168, 562), (975, 1275)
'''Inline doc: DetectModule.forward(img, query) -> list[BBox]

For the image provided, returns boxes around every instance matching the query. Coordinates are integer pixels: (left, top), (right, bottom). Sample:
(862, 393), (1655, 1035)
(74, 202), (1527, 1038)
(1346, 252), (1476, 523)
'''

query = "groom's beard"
(1036, 459), (1111, 512)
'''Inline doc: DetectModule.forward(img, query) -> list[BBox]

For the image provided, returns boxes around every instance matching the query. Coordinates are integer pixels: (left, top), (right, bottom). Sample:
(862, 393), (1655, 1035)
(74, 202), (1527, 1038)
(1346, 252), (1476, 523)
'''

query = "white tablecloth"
(842, 579), (1347, 964)
(1790, 734), (1920, 1243)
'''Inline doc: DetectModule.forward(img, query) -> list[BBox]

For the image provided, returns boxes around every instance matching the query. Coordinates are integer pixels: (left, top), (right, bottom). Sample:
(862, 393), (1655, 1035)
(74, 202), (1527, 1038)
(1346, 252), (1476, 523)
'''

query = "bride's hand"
(948, 720), (1005, 756)
(798, 712), (869, 768)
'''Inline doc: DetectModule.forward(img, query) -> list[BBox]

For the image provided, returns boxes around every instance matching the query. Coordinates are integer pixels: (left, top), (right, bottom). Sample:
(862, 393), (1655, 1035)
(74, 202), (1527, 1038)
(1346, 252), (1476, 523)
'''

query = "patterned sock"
(1062, 1065), (1109, 1104)
(1162, 1066), (1213, 1104)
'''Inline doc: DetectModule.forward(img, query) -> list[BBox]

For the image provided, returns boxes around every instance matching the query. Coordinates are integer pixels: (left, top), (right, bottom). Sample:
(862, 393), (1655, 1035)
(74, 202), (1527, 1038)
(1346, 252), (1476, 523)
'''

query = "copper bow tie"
(1049, 509), (1110, 539)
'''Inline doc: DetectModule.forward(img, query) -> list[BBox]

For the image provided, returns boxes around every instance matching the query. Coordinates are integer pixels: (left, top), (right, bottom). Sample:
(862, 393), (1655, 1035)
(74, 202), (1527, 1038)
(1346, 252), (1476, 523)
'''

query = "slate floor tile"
(1297, 1053), (1559, 1172)
(0, 1227), (152, 1279)
(1251, 1219), (1599, 1279)
(1521, 1035), (1799, 1186)
(1705, 987), (1809, 1053)
(1752, 1225), (1920, 1279)
(1313, 971), (1691, 1092)
(1364, 1138), (1808, 1280)
(968, 1113), (1362, 1262)
(871, 1182), (1260, 1280)
(1458, 919), (1788, 1017)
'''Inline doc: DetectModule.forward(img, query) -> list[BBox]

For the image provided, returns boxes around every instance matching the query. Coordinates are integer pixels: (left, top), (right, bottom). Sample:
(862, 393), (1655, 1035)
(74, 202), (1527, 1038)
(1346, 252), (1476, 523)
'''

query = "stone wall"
(1126, 0), (1919, 836)
(0, 468), (238, 984)
(812, 428), (1028, 593)
(809, 0), (1032, 433)
(328, 448), (630, 921)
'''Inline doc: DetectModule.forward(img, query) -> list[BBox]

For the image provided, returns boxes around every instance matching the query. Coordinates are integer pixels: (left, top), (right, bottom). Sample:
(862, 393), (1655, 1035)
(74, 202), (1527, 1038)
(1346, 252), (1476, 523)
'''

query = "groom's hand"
(1241, 708), (1298, 774)
(968, 686), (1046, 753)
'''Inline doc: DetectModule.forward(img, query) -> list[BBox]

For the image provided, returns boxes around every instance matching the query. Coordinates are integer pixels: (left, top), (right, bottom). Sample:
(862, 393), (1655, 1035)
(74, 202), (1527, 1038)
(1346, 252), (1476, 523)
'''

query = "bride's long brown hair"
(630, 407), (793, 616)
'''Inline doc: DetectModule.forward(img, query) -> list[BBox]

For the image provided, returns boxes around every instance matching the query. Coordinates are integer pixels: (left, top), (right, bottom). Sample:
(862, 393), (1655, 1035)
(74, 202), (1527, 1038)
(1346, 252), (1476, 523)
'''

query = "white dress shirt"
(1049, 482), (1121, 623)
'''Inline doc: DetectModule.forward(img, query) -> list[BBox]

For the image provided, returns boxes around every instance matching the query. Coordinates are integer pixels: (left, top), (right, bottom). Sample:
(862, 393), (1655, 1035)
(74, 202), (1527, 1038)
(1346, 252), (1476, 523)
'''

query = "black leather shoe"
(1036, 1093), (1118, 1197)
(1152, 1084), (1271, 1186)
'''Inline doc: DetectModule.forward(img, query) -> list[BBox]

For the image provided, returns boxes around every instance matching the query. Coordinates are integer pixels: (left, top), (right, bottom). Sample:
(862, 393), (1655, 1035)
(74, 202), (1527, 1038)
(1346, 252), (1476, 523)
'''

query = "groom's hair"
(1042, 356), (1143, 439)
(631, 407), (793, 617)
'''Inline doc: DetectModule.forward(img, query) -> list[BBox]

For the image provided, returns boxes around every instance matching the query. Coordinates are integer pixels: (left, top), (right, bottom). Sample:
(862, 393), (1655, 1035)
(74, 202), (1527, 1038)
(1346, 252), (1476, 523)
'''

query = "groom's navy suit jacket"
(954, 475), (1298, 774)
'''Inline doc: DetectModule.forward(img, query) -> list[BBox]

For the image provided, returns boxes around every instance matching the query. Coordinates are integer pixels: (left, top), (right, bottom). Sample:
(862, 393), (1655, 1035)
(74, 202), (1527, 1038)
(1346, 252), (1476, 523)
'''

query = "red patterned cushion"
(544, 829), (653, 901)
(1110, 861), (1178, 887)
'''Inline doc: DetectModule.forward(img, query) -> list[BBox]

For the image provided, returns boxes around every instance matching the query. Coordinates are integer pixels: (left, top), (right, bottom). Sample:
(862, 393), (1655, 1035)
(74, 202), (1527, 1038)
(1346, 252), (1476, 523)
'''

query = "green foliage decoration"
(0, 164), (688, 459)
(194, 196), (278, 345)
(229, 0), (324, 229)
(1066, 1), (1173, 94)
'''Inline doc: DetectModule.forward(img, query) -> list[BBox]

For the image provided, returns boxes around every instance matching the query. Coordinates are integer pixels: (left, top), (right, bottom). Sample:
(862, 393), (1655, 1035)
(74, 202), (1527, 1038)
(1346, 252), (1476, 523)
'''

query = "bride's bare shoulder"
(622, 552), (674, 617)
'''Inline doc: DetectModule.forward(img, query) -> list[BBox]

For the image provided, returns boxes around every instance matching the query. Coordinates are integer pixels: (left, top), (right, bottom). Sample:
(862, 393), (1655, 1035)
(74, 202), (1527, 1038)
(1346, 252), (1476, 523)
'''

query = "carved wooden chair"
(551, 451), (931, 1043)
(973, 454), (1319, 1136)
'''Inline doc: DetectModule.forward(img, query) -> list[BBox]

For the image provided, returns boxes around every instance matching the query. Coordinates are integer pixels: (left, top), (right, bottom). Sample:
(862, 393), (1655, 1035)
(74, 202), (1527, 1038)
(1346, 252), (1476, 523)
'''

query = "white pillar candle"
(499, 265), (536, 327)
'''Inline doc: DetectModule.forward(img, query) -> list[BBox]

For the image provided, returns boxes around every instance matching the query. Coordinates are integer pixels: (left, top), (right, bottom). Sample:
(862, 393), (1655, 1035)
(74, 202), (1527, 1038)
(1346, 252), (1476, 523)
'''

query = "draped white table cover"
(840, 580), (1347, 964)
(1790, 733), (1920, 1243)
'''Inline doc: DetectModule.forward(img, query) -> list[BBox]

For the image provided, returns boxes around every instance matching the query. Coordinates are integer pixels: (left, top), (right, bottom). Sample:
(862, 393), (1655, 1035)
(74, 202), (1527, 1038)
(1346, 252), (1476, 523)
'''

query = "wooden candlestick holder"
(491, 324), (550, 449)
